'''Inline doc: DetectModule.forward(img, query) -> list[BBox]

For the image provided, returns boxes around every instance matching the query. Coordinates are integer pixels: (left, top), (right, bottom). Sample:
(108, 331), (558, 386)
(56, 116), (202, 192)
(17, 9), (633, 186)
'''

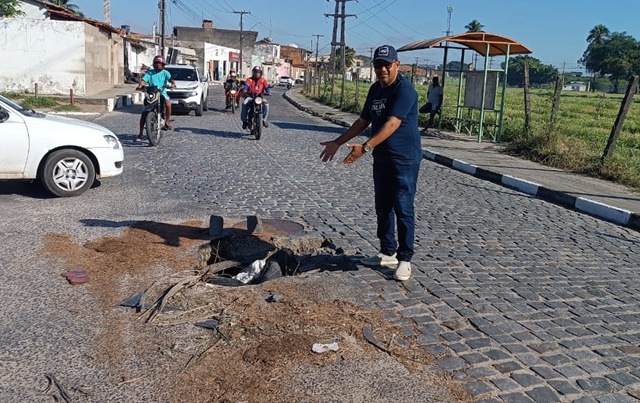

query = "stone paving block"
(525, 386), (561, 403)
(491, 377), (521, 393)
(530, 366), (562, 380)
(604, 359), (632, 371)
(554, 364), (588, 378)
(461, 352), (489, 364)
(500, 392), (535, 402)
(423, 345), (451, 356)
(605, 372), (640, 387)
(528, 342), (560, 354)
(512, 372), (544, 388)
(577, 377), (616, 393)
(417, 334), (442, 346)
(449, 342), (470, 353)
(579, 361), (615, 375)
(596, 393), (639, 403)
(541, 354), (572, 366)
(486, 349), (512, 361)
(493, 361), (523, 374)
(548, 379), (581, 396)
(467, 366), (500, 379)
(573, 397), (599, 403)
(568, 349), (601, 361)
(464, 381), (496, 397)
(466, 337), (493, 349)
(437, 356), (468, 371)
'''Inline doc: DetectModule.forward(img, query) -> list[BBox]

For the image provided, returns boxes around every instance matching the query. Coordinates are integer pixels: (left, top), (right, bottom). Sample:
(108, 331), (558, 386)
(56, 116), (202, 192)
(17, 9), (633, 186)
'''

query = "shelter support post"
(438, 46), (449, 133)
(497, 44), (511, 142)
(455, 49), (466, 133)
(478, 43), (491, 142)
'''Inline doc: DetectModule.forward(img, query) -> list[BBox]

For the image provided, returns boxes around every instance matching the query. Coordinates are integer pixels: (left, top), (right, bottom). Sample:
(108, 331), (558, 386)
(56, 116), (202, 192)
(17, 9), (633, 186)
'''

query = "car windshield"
(166, 68), (197, 81)
(280, 76), (290, 80)
(0, 95), (38, 116)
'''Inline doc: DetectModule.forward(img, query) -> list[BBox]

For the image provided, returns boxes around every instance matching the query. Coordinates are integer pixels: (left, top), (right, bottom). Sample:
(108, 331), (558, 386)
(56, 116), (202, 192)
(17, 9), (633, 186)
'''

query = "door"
(0, 107), (29, 177)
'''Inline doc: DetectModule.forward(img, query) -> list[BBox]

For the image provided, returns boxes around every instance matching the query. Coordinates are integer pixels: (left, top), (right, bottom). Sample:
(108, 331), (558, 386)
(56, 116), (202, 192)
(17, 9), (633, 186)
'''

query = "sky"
(74, 0), (640, 72)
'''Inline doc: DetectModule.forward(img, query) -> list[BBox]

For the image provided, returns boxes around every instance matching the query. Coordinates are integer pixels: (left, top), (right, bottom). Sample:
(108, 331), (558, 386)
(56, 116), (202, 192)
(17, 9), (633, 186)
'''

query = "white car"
(165, 64), (209, 116)
(278, 76), (294, 87)
(0, 95), (123, 197)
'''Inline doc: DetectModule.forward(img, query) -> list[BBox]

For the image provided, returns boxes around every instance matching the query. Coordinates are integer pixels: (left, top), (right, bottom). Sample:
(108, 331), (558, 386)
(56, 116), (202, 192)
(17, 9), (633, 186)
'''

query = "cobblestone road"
(1, 85), (640, 402)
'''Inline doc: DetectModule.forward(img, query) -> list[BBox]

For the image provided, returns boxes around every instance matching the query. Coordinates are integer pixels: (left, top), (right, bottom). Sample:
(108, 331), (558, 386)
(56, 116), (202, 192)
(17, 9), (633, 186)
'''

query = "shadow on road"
(0, 180), (102, 199)
(272, 121), (345, 134)
(80, 219), (209, 246)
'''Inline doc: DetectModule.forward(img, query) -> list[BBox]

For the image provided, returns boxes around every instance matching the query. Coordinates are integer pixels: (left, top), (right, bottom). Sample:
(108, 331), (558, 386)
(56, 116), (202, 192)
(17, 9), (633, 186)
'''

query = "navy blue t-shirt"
(360, 75), (421, 164)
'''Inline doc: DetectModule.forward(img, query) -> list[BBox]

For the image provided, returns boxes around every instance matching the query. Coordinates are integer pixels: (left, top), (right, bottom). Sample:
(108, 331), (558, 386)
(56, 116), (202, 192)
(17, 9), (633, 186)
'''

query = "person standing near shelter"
(319, 45), (421, 281)
(422, 76), (443, 132)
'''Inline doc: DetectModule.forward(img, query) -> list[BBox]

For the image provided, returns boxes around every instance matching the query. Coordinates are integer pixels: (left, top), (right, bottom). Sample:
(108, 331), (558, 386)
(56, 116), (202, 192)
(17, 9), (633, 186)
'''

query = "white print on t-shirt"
(371, 99), (387, 116)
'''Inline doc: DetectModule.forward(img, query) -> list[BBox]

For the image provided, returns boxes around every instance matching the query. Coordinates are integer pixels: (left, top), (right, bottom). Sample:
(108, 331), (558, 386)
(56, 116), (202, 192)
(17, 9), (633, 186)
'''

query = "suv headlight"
(104, 135), (120, 149)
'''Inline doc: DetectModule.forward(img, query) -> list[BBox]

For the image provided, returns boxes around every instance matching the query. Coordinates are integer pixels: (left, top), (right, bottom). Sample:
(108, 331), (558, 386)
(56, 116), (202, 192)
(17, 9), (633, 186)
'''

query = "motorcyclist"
(241, 66), (271, 129)
(136, 56), (176, 141)
(224, 69), (241, 109)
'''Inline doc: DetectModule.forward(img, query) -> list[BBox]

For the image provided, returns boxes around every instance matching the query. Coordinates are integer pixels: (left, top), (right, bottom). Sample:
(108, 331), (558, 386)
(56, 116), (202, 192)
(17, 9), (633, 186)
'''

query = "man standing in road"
(422, 76), (443, 132)
(319, 45), (421, 281)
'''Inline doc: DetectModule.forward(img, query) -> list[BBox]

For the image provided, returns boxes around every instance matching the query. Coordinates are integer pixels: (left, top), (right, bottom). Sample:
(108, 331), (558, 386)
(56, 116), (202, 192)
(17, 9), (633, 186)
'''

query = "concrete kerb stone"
(283, 89), (640, 232)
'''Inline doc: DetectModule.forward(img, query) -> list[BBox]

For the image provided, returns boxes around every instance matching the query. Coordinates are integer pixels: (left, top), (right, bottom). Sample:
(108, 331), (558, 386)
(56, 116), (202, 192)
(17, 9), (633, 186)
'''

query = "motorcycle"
(246, 92), (268, 141)
(140, 84), (165, 146)
(224, 81), (240, 113)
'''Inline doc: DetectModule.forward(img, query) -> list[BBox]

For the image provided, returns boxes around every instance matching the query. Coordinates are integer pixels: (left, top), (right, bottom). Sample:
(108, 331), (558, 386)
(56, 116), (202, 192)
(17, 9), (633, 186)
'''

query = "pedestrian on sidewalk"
(319, 45), (421, 281)
(420, 76), (443, 133)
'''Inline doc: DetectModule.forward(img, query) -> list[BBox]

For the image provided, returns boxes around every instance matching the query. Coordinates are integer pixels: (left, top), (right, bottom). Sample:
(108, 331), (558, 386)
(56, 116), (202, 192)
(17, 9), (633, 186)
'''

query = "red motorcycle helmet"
(153, 56), (166, 65)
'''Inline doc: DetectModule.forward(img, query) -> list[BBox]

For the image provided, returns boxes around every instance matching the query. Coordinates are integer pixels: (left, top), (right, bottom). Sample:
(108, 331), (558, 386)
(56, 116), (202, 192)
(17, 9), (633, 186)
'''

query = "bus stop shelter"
(398, 32), (532, 142)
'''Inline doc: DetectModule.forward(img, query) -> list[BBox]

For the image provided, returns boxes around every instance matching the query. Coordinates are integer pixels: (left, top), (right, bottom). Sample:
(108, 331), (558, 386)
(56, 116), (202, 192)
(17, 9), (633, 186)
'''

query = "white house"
(563, 81), (589, 92)
(0, 0), (124, 96)
(253, 38), (281, 83)
(204, 43), (240, 81)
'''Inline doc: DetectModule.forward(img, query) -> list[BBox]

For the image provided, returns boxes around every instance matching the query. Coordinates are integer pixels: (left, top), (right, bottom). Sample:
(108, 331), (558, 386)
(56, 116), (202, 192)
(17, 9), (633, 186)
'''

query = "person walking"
(319, 45), (421, 281)
(421, 76), (443, 132)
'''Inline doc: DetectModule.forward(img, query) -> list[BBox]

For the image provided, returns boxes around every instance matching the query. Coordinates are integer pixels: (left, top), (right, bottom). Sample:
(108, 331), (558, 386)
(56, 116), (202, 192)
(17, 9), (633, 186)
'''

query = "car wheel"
(203, 91), (209, 111)
(195, 99), (204, 116)
(41, 149), (96, 197)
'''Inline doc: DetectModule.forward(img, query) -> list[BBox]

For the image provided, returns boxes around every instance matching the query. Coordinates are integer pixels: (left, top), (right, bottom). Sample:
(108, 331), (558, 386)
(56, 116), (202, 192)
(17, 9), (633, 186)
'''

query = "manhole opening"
(198, 229), (356, 287)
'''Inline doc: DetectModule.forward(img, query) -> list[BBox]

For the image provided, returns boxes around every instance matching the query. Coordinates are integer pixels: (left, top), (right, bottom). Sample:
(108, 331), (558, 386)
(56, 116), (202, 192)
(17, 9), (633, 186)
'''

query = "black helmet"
(252, 66), (263, 75)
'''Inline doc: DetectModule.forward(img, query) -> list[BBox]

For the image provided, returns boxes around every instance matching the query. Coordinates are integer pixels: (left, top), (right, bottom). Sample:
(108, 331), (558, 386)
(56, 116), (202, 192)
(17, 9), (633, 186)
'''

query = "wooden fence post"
(354, 72), (359, 109)
(34, 83), (39, 97)
(548, 75), (564, 142)
(523, 62), (531, 137)
(601, 75), (639, 163)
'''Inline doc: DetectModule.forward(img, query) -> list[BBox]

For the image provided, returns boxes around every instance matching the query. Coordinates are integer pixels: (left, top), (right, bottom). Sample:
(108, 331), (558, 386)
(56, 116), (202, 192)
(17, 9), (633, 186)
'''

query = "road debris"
(312, 342), (339, 353)
(62, 268), (89, 285)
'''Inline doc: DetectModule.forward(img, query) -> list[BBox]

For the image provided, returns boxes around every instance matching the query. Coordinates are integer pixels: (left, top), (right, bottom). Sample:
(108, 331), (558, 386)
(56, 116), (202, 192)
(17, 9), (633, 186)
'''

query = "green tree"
(52, 0), (83, 16)
(587, 24), (610, 45)
(464, 20), (484, 32)
(0, 0), (25, 17)
(334, 46), (356, 71)
(501, 56), (558, 86)
(580, 31), (640, 92)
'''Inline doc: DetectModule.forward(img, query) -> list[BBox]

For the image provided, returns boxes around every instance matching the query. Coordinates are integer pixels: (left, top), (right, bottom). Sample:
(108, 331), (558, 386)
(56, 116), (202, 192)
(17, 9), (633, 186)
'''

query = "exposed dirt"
(42, 220), (473, 402)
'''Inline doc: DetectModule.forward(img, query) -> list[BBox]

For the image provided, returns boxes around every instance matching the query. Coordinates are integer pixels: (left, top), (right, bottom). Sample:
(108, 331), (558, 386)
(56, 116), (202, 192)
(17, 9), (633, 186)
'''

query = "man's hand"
(343, 143), (366, 165)
(319, 140), (340, 162)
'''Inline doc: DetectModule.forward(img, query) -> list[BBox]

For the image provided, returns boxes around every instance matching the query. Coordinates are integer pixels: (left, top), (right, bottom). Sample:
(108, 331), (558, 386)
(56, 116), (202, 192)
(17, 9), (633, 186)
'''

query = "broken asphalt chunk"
(62, 269), (89, 285)
(195, 319), (220, 330)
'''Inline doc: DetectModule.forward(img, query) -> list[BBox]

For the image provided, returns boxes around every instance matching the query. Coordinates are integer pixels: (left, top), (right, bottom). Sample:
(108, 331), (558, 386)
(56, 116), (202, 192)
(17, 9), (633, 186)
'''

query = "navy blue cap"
(373, 45), (398, 63)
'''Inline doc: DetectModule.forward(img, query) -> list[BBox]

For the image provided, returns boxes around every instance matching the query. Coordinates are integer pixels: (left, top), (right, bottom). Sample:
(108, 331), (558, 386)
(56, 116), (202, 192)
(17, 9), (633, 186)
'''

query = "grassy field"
(304, 78), (640, 190)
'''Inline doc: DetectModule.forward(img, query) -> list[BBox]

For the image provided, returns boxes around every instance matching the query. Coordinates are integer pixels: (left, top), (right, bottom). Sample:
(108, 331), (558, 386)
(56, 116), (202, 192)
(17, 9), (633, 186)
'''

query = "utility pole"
(445, 4), (454, 37)
(160, 0), (166, 57)
(325, 0), (340, 103)
(313, 34), (324, 95)
(233, 10), (250, 78)
(103, 0), (111, 25)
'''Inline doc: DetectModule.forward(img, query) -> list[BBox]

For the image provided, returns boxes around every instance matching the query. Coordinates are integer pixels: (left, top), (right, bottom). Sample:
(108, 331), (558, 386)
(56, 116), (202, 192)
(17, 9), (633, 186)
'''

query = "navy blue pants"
(373, 160), (420, 262)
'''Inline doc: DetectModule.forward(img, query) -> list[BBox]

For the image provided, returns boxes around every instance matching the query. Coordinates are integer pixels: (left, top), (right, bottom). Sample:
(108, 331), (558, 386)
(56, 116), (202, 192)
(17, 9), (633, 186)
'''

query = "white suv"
(278, 75), (294, 88)
(165, 64), (209, 116)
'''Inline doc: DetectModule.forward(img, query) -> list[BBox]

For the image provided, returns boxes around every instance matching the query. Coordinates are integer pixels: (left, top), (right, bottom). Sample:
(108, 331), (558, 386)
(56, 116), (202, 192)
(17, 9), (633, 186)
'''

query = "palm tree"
(0, 0), (25, 17)
(464, 20), (485, 33)
(52, 0), (84, 16)
(587, 24), (610, 45)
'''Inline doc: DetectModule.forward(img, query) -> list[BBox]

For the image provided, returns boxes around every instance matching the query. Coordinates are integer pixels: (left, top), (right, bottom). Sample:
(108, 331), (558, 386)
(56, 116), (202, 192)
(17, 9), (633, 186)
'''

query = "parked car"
(165, 64), (209, 116)
(0, 95), (123, 197)
(295, 77), (304, 84)
(278, 76), (294, 87)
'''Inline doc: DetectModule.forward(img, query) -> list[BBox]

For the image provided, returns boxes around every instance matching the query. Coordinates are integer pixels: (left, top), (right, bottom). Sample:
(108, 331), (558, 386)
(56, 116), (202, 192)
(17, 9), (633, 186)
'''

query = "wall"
(0, 19), (86, 95)
(127, 40), (158, 73)
(204, 42), (239, 81)
(84, 23), (123, 95)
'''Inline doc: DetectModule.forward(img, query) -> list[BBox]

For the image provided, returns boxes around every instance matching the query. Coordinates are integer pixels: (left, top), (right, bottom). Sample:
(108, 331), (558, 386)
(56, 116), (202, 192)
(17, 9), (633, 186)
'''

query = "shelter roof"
(397, 32), (532, 57)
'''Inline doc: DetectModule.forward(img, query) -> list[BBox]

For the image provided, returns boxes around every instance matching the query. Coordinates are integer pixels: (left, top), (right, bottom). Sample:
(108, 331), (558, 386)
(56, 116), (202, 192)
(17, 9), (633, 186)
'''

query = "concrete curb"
(106, 92), (144, 112)
(422, 149), (640, 232)
(283, 90), (640, 232)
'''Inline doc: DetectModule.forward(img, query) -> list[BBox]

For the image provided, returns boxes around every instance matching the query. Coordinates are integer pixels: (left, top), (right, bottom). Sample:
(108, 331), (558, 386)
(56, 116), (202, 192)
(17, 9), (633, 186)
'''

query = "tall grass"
(304, 78), (640, 190)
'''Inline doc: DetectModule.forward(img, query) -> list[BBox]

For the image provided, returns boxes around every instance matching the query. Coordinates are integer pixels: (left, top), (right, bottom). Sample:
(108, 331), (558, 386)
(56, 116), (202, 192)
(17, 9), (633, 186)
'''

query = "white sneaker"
(394, 261), (411, 281)
(360, 253), (398, 268)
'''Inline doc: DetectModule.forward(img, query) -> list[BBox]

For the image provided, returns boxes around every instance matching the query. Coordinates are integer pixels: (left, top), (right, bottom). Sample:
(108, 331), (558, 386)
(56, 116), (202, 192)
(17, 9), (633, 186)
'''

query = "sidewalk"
(78, 84), (143, 112)
(284, 87), (640, 232)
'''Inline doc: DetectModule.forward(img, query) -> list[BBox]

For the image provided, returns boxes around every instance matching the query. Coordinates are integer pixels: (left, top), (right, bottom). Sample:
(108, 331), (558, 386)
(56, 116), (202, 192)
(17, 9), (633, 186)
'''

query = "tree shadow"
(80, 219), (210, 246)
(272, 121), (347, 134)
(173, 127), (252, 139)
